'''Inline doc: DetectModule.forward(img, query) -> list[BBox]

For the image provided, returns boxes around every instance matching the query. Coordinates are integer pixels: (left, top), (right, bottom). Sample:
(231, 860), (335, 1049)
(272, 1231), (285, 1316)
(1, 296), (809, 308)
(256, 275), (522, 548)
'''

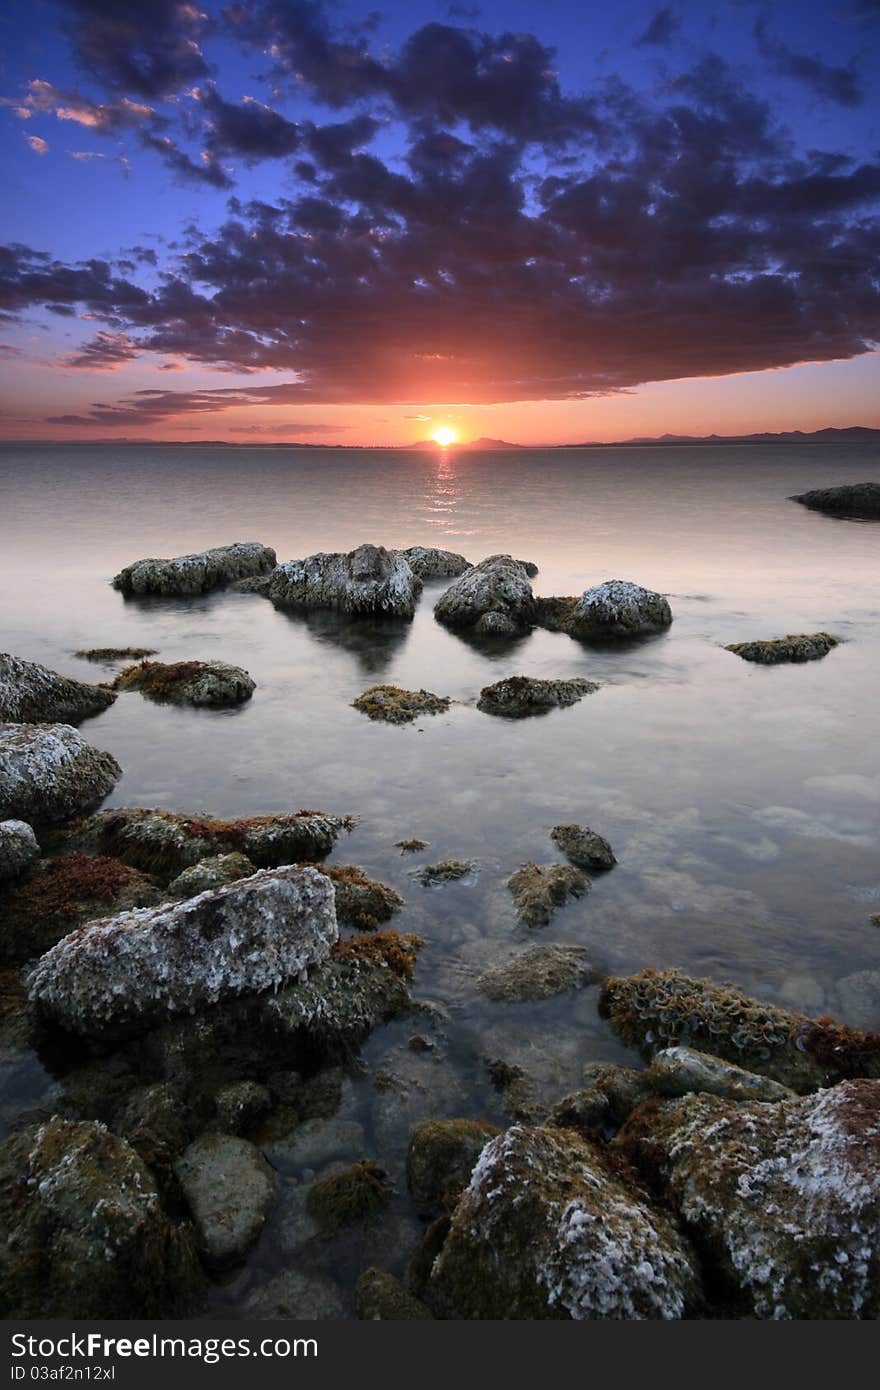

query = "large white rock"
(267, 544), (421, 617)
(0, 723), (121, 826)
(27, 864), (338, 1037)
(112, 542), (276, 596)
(0, 652), (115, 724)
(433, 554), (535, 636)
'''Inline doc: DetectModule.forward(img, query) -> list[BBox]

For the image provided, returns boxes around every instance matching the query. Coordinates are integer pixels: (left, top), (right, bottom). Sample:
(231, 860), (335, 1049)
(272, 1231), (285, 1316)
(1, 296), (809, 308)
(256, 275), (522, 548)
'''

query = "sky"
(0, 0), (878, 445)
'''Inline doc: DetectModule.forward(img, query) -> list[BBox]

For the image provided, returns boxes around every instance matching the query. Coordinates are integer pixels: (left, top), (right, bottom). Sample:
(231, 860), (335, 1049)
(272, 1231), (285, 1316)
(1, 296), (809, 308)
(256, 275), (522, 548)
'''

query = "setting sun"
(432, 426), (458, 447)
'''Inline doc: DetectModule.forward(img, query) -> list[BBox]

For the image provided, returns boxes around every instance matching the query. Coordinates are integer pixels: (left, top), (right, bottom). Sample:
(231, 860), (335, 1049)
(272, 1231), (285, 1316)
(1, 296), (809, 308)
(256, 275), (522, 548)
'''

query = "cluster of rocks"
(113, 542), (277, 596)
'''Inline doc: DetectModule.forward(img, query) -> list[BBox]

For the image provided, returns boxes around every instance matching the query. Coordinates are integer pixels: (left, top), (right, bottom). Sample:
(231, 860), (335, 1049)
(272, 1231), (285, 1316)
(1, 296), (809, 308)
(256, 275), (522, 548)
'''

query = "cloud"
(14, 79), (155, 132)
(25, 135), (50, 155)
(192, 85), (302, 160)
(54, 0), (210, 99)
(140, 131), (233, 187)
(754, 14), (863, 107)
(62, 329), (139, 368)
(227, 420), (351, 434)
(635, 7), (681, 48)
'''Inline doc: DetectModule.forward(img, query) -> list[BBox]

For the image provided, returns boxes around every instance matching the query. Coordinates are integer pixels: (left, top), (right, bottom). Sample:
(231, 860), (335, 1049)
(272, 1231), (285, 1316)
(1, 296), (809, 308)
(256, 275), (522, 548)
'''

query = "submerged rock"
(112, 659), (255, 707)
(306, 1160), (394, 1233)
(433, 554), (535, 636)
(424, 1124), (700, 1319)
(0, 852), (162, 962)
(0, 652), (115, 724)
(477, 675), (598, 718)
(0, 818), (39, 880)
(416, 858), (474, 886)
(396, 837), (427, 854)
(0, 723), (121, 826)
(565, 580), (672, 640)
(166, 852), (255, 899)
(550, 1064), (655, 1136)
(836, 970), (880, 1032)
(27, 864), (338, 1038)
(619, 1078), (880, 1318)
(112, 542), (277, 596)
(476, 943), (599, 1002)
(646, 1046), (794, 1103)
(75, 646), (157, 662)
(266, 545), (421, 618)
(355, 1268), (432, 1320)
(352, 684), (450, 724)
(725, 633), (839, 664)
(550, 823), (616, 872)
(245, 1268), (346, 1319)
(0, 1117), (198, 1317)
(315, 864), (403, 929)
(66, 806), (351, 881)
(791, 482), (880, 519)
(407, 1118), (500, 1214)
(400, 546), (470, 579)
(508, 862), (589, 927)
(214, 1081), (272, 1135)
(175, 1133), (276, 1267)
(599, 968), (880, 1092)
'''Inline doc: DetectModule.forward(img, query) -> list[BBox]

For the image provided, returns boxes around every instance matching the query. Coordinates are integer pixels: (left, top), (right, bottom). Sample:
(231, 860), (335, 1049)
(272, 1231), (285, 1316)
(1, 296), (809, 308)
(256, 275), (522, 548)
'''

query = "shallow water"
(1, 441), (879, 1315)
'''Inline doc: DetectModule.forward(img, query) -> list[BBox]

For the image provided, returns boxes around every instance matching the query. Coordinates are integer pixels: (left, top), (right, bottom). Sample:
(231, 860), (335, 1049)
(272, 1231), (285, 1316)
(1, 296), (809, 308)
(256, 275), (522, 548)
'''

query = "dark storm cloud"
(754, 14), (863, 107)
(55, 0), (210, 98)
(193, 86), (303, 160)
(635, 7), (681, 47)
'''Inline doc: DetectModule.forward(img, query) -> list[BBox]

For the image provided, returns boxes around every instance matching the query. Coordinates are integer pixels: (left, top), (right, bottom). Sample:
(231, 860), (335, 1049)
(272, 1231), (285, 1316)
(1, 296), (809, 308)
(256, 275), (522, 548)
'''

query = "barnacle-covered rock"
(352, 684), (450, 724)
(266, 545), (421, 618)
(0, 652), (115, 725)
(355, 1268), (432, 1320)
(175, 1133), (277, 1267)
(166, 852), (256, 899)
(475, 943), (598, 1002)
(424, 1124), (701, 1319)
(618, 1079), (880, 1318)
(399, 546), (470, 579)
(112, 659), (255, 707)
(27, 865), (338, 1038)
(508, 862), (589, 927)
(477, 675), (598, 718)
(433, 554), (535, 636)
(0, 723), (121, 827)
(0, 818), (39, 881)
(564, 581), (672, 640)
(0, 1117), (199, 1317)
(406, 1117), (500, 1214)
(725, 633), (839, 664)
(112, 542), (276, 596)
(550, 823), (616, 872)
(791, 482), (880, 519)
(646, 1046), (795, 1102)
(65, 806), (351, 881)
(599, 968), (880, 1092)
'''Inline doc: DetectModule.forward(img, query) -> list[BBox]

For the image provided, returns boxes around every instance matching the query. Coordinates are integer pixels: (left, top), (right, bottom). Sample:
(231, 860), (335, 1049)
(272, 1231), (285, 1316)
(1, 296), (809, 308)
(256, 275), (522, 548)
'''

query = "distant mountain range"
(410, 436), (522, 450)
(560, 426), (880, 447)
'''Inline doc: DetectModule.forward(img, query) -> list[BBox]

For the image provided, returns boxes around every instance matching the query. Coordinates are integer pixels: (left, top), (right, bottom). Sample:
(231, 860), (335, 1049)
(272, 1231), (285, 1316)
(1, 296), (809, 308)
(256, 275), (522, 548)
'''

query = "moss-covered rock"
(619, 1078), (880, 1318)
(306, 1160), (393, 1233)
(395, 837), (427, 854)
(113, 1082), (193, 1171)
(0, 723), (121, 827)
(175, 1133), (277, 1267)
(551, 1063), (655, 1135)
(74, 646), (158, 662)
(550, 823), (616, 872)
(477, 675), (598, 718)
(166, 852), (255, 899)
(725, 633), (839, 664)
(309, 863), (403, 929)
(112, 542), (276, 596)
(424, 1124), (701, 1318)
(0, 652), (115, 724)
(112, 659), (255, 707)
(0, 1117), (199, 1317)
(415, 858), (474, 885)
(0, 818), (39, 881)
(508, 862), (589, 927)
(214, 1080), (272, 1135)
(433, 555), (535, 636)
(791, 482), (880, 519)
(476, 943), (598, 1002)
(352, 684), (450, 724)
(355, 1267), (432, 1319)
(406, 1117), (500, 1214)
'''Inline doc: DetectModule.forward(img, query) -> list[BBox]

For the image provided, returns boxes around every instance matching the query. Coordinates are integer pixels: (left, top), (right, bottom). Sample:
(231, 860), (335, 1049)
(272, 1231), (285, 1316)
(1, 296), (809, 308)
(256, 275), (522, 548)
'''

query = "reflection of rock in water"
(277, 606), (414, 674)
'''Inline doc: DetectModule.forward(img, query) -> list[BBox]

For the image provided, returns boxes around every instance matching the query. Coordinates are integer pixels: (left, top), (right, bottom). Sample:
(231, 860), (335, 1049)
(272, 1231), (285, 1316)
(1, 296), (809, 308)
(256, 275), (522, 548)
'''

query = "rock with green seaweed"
(725, 633), (839, 664)
(0, 723), (121, 827)
(508, 862), (589, 927)
(112, 659), (255, 708)
(308, 863), (403, 929)
(549, 1063), (655, 1137)
(166, 852), (255, 899)
(306, 1160), (394, 1234)
(550, 823), (616, 872)
(618, 1078), (880, 1318)
(0, 652), (116, 725)
(476, 943), (599, 1002)
(74, 646), (158, 662)
(599, 967), (880, 1092)
(477, 675), (598, 718)
(415, 858), (474, 886)
(0, 1117), (199, 1317)
(352, 684), (450, 724)
(113, 1082), (194, 1173)
(214, 1080), (272, 1135)
(0, 819), (39, 881)
(406, 1117), (500, 1214)
(112, 542), (276, 597)
(1, 852), (162, 962)
(433, 554), (536, 637)
(424, 1123), (701, 1319)
(175, 1133), (277, 1267)
(355, 1268), (432, 1320)
(396, 837), (427, 854)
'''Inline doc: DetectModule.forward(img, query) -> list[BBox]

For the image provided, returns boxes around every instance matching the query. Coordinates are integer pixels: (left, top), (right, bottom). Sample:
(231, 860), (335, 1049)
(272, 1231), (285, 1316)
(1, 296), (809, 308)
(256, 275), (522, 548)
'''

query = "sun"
(431, 426), (458, 447)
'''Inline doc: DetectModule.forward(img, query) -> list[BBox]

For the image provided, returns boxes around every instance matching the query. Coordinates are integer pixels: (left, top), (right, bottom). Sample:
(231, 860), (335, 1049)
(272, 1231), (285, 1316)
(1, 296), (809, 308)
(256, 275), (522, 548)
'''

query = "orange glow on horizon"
(431, 426), (458, 446)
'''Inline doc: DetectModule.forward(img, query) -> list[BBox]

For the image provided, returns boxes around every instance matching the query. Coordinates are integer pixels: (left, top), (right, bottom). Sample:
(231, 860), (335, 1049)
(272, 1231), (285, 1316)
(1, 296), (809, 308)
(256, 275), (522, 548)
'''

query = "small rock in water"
(75, 646), (158, 662)
(214, 1081), (272, 1135)
(476, 943), (599, 1002)
(352, 684), (450, 724)
(175, 1133), (276, 1266)
(407, 1117), (500, 1215)
(245, 1269), (346, 1319)
(508, 862), (589, 927)
(317, 864), (403, 929)
(566, 580), (672, 639)
(0, 818), (39, 881)
(112, 659), (255, 707)
(306, 1160), (394, 1233)
(355, 1268), (432, 1320)
(550, 822), (616, 871)
(791, 482), (880, 519)
(112, 542), (276, 596)
(477, 675), (598, 718)
(395, 837), (427, 854)
(415, 858), (475, 886)
(1, 652), (115, 724)
(725, 633), (839, 664)
(0, 723), (121, 826)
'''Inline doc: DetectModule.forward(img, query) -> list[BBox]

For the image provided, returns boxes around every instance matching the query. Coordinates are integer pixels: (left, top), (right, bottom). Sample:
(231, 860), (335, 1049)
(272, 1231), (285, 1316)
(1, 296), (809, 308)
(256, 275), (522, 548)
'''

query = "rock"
(0, 652), (115, 725)
(400, 546), (470, 578)
(415, 858), (474, 885)
(646, 1047), (795, 1102)
(836, 970), (880, 1031)
(316, 864), (403, 929)
(0, 723), (121, 826)
(550, 823), (616, 872)
(306, 1160), (394, 1233)
(424, 1124), (701, 1318)
(245, 1269), (346, 1319)
(599, 968), (880, 1092)
(619, 1078), (880, 1318)
(112, 659), (255, 707)
(564, 580), (672, 640)
(0, 819), (39, 880)
(485, 1057), (545, 1124)
(515, 559), (539, 577)
(433, 554), (535, 636)
(112, 542), (277, 596)
(355, 1268), (432, 1320)
(407, 1118), (500, 1214)
(266, 544), (421, 618)
(725, 633), (839, 664)
(175, 1133), (276, 1266)
(352, 684), (450, 724)
(27, 864), (338, 1038)
(396, 837), (427, 853)
(113, 1081), (193, 1170)
(266, 1119), (367, 1174)
(555, 1063), (656, 1133)
(0, 1117), (198, 1317)
(0, 852), (162, 963)
(791, 482), (880, 519)
(476, 943), (599, 1002)
(215, 1081), (272, 1134)
(477, 675), (598, 718)
(66, 806), (351, 881)
(229, 573), (272, 595)
(166, 853), (255, 898)
(508, 862), (589, 927)
(74, 646), (157, 662)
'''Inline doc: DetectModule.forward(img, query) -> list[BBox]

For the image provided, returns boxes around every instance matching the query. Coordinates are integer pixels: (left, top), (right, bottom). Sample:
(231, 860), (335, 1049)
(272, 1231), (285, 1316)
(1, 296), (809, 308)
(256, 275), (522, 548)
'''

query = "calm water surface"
(1, 442), (879, 1315)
